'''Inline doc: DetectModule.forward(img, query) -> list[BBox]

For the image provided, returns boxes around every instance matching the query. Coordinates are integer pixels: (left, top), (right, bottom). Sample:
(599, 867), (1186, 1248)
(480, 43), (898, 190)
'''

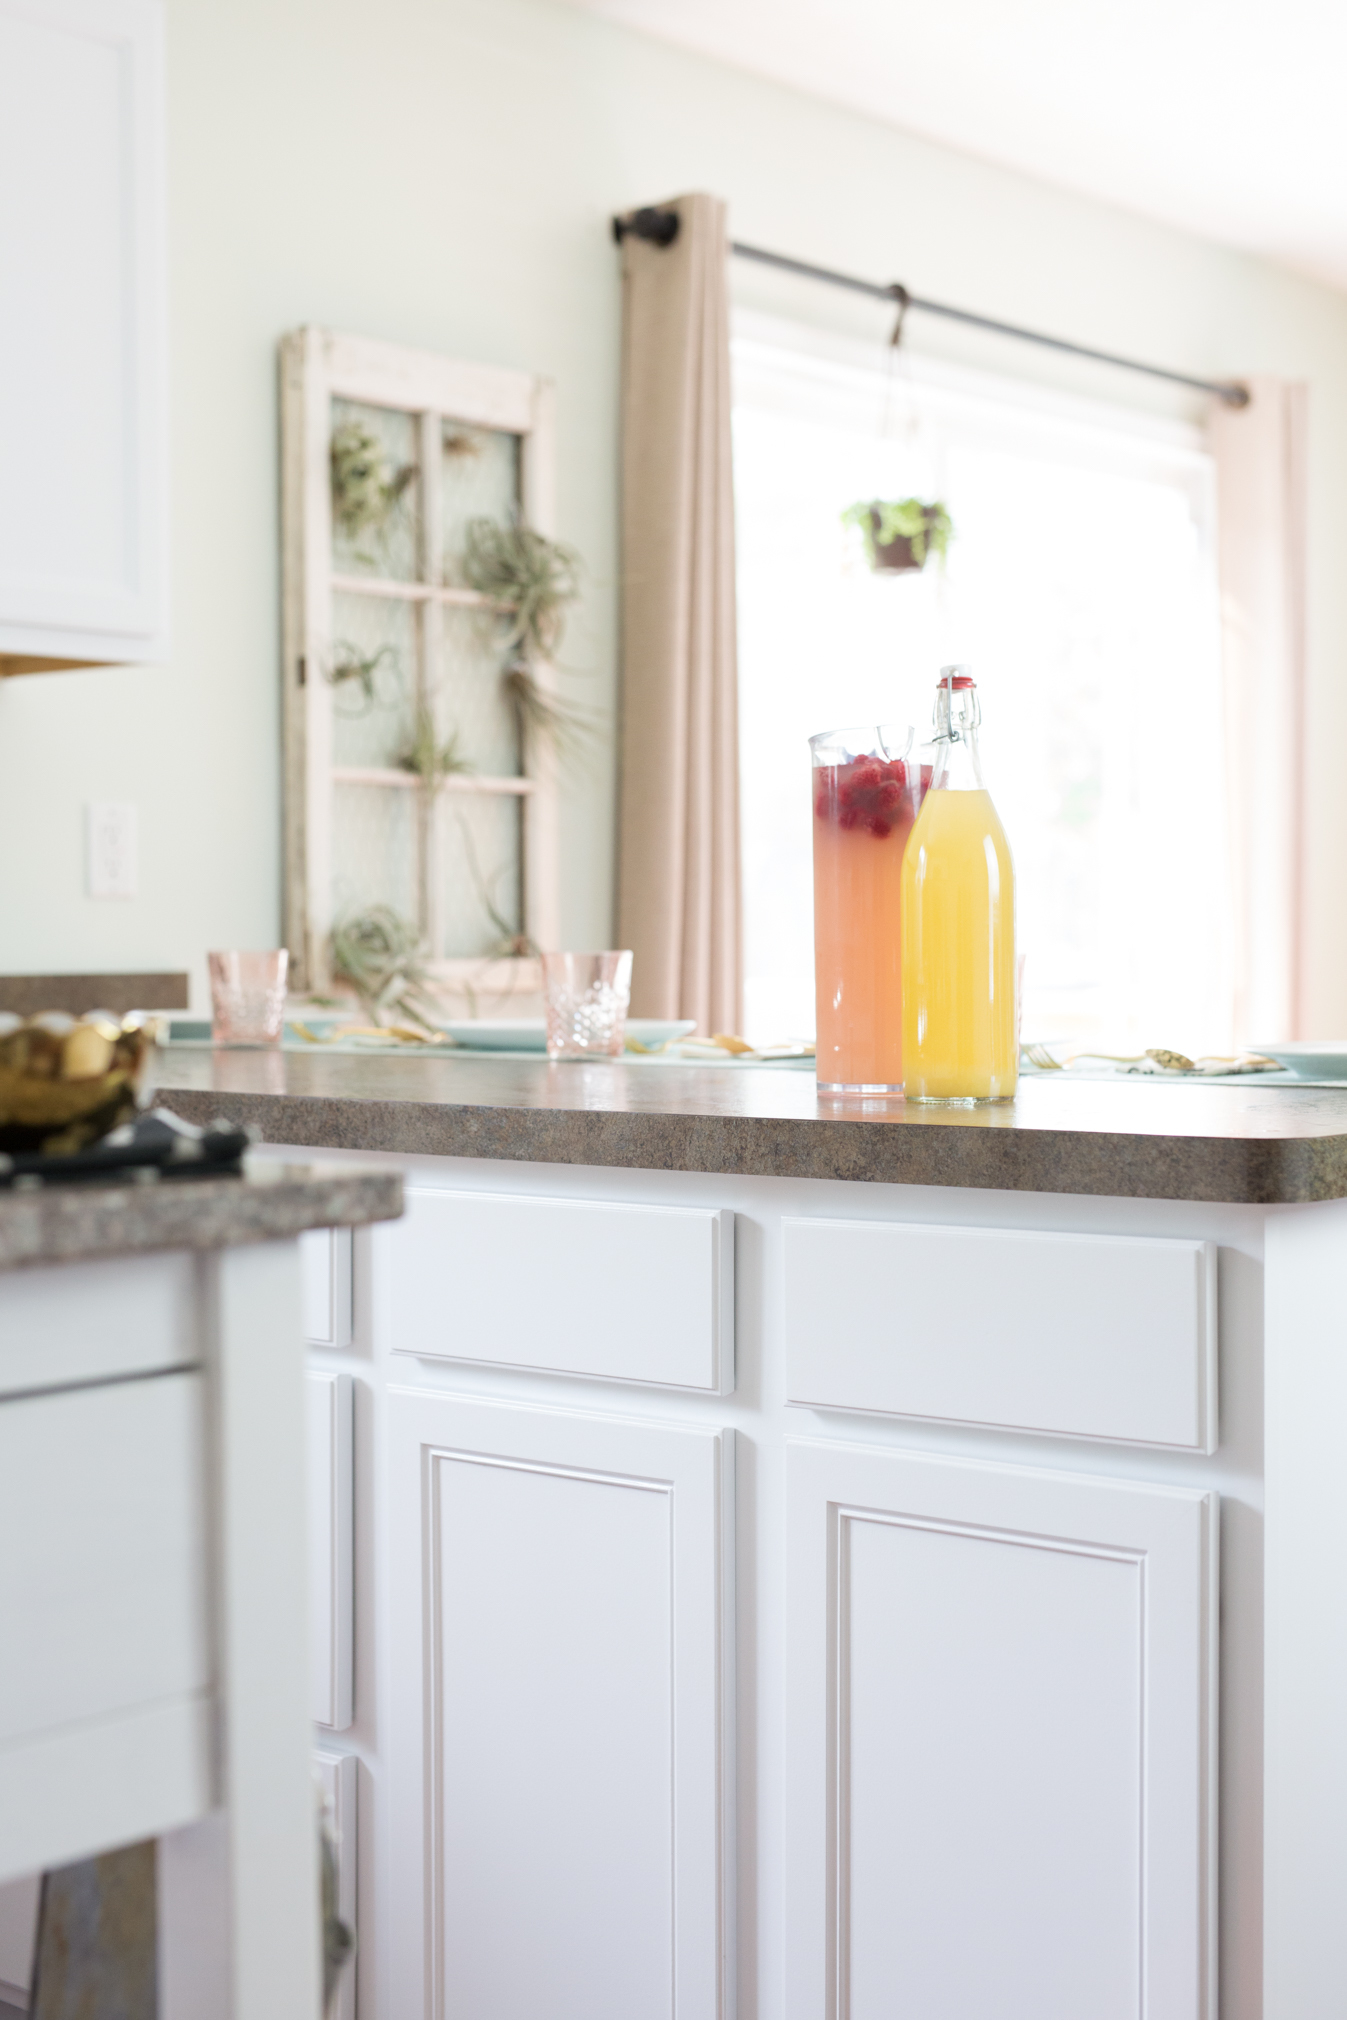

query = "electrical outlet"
(86, 802), (138, 899)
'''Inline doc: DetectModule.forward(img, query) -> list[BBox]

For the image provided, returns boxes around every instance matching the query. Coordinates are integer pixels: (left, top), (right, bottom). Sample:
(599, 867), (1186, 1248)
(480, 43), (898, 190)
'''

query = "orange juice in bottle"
(810, 725), (931, 1091)
(901, 669), (1017, 1102)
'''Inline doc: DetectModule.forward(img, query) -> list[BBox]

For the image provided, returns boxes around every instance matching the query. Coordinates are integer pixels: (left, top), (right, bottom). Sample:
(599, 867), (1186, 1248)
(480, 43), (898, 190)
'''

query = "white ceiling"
(565, 0), (1347, 292)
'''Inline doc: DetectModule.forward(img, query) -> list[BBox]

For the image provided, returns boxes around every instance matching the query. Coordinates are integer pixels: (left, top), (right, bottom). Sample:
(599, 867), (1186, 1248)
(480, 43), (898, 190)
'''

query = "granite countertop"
(149, 1048), (1347, 1205)
(0, 1158), (403, 1271)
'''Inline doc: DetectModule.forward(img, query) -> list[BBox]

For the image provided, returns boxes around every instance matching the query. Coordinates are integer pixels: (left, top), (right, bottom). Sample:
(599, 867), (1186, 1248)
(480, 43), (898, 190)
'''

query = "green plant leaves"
(841, 497), (954, 569)
(460, 515), (581, 660)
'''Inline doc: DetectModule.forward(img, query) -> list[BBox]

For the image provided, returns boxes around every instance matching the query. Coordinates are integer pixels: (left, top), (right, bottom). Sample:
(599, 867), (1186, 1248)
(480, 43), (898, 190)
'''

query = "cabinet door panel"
(787, 1440), (1216, 2020)
(0, 0), (167, 662)
(387, 1389), (733, 2020)
(0, 1369), (212, 1880)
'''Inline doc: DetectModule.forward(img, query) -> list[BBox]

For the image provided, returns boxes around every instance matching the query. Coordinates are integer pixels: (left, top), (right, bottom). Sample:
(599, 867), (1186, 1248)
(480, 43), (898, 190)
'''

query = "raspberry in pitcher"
(809, 728), (931, 1091)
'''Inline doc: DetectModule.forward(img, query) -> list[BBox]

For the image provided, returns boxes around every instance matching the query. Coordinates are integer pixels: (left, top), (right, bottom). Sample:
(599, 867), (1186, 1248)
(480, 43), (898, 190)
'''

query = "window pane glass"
(438, 605), (520, 779)
(329, 589), (416, 771)
(436, 792), (523, 957)
(330, 397), (419, 583)
(332, 781), (418, 924)
(441, 424), (521, 577)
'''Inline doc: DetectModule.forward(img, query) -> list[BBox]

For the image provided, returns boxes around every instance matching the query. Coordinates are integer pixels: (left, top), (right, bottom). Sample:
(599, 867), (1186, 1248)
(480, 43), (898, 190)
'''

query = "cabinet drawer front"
(785, 1217), (1216, 1451)
(0, 1252), (198, 1400)
(0, 1371), (210, 1747)
(388, 1189), (734, 1393)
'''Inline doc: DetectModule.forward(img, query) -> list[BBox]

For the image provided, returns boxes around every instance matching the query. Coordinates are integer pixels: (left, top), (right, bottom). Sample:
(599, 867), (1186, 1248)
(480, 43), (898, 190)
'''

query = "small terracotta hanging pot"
(867, 507), (932, 574)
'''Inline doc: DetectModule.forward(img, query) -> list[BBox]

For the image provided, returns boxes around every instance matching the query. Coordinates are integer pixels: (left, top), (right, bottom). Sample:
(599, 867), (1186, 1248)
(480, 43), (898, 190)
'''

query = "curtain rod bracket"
(612, 207), (681, 249)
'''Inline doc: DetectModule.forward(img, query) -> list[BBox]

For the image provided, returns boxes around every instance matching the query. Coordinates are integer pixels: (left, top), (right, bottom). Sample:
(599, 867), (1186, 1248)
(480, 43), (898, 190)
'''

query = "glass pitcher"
(810, 724), (931, 1092)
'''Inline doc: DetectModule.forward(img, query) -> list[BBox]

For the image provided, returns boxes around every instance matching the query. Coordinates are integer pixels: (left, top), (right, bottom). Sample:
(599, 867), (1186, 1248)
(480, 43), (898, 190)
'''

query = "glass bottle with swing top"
(901, 667), (1018, 1102)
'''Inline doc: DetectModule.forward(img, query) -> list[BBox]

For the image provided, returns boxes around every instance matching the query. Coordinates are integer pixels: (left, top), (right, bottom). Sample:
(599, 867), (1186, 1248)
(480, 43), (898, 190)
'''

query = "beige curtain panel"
(616, 193), (744, 1035)
(1210, 377), (1308, 1042)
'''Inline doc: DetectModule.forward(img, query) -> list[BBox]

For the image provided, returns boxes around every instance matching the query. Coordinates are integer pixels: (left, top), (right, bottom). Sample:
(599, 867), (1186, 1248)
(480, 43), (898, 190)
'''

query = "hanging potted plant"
(842, 497), (953, 574)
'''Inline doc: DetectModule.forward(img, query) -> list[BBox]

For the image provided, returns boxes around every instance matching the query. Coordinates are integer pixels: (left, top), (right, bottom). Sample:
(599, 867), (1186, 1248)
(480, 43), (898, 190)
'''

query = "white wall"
(1, 0), (1345, 1023)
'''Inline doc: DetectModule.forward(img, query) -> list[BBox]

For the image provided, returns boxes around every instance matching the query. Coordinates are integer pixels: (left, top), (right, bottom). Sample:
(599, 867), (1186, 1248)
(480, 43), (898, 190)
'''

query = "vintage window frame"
(279, 325), (560, 995)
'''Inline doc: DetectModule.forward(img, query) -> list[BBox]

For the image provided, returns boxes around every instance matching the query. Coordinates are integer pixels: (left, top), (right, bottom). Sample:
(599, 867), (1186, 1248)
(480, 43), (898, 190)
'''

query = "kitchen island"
(154, 1050), (1347, 2020)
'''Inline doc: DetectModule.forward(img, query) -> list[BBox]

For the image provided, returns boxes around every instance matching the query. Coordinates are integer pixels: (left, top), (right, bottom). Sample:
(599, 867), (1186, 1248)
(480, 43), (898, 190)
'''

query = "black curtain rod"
(613, 208), (1250, 409)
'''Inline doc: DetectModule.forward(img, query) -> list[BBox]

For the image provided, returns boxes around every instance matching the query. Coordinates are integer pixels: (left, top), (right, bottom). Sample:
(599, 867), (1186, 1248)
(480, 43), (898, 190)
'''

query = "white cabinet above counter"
(0, 0), (168, 676)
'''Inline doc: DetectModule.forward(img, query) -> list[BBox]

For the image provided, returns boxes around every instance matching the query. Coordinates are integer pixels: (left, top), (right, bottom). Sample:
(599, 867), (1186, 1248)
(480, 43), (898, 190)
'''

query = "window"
(733, 313), (1231, 1056)
(279, 328), (560, 996)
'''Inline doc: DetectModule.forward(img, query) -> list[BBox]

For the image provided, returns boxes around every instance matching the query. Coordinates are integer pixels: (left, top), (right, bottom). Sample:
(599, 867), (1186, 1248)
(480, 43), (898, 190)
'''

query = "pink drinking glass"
(208, 950), (289, 1047)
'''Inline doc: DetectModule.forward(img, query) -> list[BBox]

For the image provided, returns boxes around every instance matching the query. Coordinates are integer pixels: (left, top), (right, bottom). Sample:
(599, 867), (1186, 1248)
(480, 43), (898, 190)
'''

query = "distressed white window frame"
(279, 326), (560, 994)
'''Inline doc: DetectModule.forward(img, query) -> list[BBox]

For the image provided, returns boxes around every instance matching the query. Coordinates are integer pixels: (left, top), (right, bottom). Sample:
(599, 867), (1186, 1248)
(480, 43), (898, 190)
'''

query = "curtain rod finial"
(612, 206), (681, 249)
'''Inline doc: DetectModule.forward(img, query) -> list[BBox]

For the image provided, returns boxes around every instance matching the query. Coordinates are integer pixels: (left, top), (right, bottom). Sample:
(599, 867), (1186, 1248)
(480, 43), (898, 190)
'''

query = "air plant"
(442, 426), (485, 459)
(500, 659), (600, 762)
(460, 515), (594, 757)
(330, 420), (415, 552)
(326, 642), (400, 717)
(330, 905), (441, 1028)
(448, 802), (533, 960)
(395, 703), (473, 787)
(842, 497), (953, 572)
(391, 709), (531, 953)
(461, 516), (581, 659)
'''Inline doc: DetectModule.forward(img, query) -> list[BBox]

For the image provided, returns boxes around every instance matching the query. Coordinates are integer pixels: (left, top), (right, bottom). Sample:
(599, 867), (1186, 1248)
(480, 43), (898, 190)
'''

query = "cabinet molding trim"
(307, 1370), (354, 1731)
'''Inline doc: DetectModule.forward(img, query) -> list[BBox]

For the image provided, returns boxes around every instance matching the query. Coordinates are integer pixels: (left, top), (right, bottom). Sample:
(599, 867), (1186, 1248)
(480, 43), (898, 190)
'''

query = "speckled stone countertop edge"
(154, 1086), (1347, 1207)
(0, 1162), (404, 1272)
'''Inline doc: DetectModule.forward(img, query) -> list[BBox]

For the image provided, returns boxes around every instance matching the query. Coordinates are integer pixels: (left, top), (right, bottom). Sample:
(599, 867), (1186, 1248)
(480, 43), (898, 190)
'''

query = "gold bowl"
(0, 1013), (156, 1156)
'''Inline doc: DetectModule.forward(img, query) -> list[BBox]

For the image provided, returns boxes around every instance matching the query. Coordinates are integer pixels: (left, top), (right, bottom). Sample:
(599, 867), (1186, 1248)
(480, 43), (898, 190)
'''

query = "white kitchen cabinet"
(0, 0), (168, 676)
(786, 1437), (1218, 2020)
(385, 1387), (735, 2020)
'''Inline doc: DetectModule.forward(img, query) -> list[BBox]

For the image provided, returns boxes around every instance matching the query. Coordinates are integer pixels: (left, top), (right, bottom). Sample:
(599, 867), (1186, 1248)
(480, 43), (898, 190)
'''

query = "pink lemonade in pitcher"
(810, 727), (931, 1092)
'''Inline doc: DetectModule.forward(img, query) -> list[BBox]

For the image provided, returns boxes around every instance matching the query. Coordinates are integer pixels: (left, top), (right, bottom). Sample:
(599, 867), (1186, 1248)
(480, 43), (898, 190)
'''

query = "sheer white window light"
(733, 313), (1232, 1056)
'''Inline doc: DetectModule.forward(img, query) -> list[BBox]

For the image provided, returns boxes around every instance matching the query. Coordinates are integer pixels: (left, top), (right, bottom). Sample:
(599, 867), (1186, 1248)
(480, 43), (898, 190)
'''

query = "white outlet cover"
(86, 801), (138, 899)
